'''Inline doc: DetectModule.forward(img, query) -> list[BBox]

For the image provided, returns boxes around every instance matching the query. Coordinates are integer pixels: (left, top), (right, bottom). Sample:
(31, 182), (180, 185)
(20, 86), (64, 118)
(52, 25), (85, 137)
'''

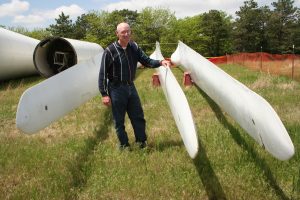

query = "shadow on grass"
(297, 167), (300, 199)
(154, 140), (184, 152)
(198, 88), (290, 200)
(66, 108), (113, 199)
(193, 139), (227, 200)
(287, 124), (300, 199)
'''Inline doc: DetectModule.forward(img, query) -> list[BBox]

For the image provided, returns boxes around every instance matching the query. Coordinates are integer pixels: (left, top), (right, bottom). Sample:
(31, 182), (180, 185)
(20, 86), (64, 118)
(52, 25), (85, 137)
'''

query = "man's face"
(116, 24), (131, 44)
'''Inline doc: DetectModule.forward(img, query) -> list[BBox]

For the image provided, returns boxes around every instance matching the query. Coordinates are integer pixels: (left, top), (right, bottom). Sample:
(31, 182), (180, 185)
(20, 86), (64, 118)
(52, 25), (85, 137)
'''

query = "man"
(98, 22), (170, 149)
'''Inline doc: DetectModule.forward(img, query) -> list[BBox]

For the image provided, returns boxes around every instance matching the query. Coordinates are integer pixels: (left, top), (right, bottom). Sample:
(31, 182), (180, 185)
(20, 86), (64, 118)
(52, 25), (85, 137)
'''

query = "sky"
(0, 0), (299, 30)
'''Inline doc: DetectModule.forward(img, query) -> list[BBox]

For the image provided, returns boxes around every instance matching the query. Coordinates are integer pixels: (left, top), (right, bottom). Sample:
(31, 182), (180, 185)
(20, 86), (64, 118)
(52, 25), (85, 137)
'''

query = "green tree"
(83, 9), (138, 47)
(173, 15), (207, 54)
(292, 9), (300, 53)
(4, 26), (50, 40)
(8, 26), (28, 35)
(267, 0), (298, 53)
(201, 10), (233, 56)
(234, 0), (270, 52)
(47, 12), (73, 38)
(26, 28), (51, 40)
(73, 14), (89, 40)
(80, 11), (106, 44)
(110, 9), (138, 27)
(133, 7), (176, 55)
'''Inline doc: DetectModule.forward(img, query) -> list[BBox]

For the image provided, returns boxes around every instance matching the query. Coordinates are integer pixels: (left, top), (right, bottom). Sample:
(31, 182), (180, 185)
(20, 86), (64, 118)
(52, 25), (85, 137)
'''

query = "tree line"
(4, 0), (300, 57)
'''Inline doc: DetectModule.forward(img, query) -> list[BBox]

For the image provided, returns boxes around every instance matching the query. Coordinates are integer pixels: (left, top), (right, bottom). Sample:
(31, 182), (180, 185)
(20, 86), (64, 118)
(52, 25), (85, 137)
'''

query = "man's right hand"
(160, 60), (171, 68)
(102, 96), (111, 106)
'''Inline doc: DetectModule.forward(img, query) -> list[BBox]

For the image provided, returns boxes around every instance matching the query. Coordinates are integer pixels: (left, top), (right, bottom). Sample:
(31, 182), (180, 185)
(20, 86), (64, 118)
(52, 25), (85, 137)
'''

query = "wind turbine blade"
(16, 52), (103, 134)
(33, 37), (102, 77)
(171, 41), (294, 160)
(150, 42), (198, 159)
(0, 27), (39, 81)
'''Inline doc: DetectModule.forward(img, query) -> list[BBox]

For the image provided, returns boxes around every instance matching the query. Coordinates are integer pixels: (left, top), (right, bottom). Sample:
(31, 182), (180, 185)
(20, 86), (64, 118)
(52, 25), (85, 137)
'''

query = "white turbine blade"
(150, 42), (198, 158)
(16, 52), (103, 134)
(171, 41), (294, 161)
(33, 37), (102, 77)
(0, 27), (39, 81)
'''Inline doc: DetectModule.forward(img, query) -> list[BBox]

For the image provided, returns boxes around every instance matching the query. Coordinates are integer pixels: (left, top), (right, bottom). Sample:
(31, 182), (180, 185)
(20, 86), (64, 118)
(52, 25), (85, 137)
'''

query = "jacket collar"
(115, 40), (132, 49)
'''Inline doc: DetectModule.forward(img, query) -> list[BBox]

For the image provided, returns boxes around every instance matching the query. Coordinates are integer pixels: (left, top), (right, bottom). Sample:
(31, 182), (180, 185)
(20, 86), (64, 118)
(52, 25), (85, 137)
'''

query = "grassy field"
(0, 65), (299, 199)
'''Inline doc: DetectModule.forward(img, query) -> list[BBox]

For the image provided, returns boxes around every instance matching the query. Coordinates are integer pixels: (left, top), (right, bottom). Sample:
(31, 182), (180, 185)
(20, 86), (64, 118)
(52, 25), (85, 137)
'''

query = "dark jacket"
(98, 41), (161, 97)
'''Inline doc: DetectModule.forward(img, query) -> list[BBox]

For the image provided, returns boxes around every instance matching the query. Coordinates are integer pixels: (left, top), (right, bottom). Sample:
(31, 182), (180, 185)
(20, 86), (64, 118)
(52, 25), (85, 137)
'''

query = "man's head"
(116, 22), (131, 46)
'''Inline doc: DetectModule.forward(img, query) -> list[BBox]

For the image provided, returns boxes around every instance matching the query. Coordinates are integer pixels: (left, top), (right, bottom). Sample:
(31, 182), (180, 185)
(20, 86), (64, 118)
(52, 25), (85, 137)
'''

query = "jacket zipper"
(124, 49), (132, 81)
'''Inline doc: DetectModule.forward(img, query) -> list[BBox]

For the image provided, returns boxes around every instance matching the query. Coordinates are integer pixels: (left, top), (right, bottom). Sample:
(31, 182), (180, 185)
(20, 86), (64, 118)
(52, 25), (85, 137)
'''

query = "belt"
(110, 80), (133, 86)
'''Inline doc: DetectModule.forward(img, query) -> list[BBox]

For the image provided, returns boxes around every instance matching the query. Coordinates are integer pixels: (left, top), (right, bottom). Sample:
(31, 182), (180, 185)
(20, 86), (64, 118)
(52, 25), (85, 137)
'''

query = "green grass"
(0, 65), (299, 199)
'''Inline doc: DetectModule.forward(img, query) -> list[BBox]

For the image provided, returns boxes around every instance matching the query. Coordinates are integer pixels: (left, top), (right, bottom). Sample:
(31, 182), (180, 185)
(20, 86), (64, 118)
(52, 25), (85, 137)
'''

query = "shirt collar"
(115, 41), (130, 49)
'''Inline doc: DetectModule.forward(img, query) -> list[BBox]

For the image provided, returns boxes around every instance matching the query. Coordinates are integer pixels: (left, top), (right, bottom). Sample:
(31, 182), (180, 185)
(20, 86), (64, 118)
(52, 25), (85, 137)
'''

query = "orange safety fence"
(208, 53), (300, 81)
(208, 56), (227, 64)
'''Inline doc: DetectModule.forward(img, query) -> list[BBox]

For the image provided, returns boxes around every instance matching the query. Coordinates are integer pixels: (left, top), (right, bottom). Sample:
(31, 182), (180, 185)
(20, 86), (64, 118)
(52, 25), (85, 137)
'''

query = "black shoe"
(139, 141), (147, 149)
(119, 143), (130, 151)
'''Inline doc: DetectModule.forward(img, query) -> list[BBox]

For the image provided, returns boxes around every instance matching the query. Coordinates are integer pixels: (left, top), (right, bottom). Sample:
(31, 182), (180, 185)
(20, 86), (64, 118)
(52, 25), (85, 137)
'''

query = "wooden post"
(292, 45), (295, 79)
(183, 72), (193, 86)
(260, 46), (262, 71)
(152, 73), (160, 87)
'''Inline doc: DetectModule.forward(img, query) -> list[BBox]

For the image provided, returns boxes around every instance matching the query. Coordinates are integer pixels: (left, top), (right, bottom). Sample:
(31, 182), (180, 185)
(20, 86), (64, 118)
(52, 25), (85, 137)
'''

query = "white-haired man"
(98, 22), (170, 149)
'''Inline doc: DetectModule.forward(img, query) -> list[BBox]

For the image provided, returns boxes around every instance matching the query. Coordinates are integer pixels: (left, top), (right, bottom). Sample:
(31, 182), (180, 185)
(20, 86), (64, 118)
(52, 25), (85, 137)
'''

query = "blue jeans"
(109, 83), (147, 146)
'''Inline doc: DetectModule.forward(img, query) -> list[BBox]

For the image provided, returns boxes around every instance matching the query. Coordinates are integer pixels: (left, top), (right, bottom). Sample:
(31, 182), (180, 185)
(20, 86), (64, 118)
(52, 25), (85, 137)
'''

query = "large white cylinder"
(33, 37), (102, 77)
(171, 41), (294, 160)
(0, 27), (39, 81)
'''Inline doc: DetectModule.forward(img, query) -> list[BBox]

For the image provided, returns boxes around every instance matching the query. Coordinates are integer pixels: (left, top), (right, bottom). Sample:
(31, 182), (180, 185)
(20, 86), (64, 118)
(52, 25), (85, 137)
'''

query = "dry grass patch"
(250, 73), (273, 89)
